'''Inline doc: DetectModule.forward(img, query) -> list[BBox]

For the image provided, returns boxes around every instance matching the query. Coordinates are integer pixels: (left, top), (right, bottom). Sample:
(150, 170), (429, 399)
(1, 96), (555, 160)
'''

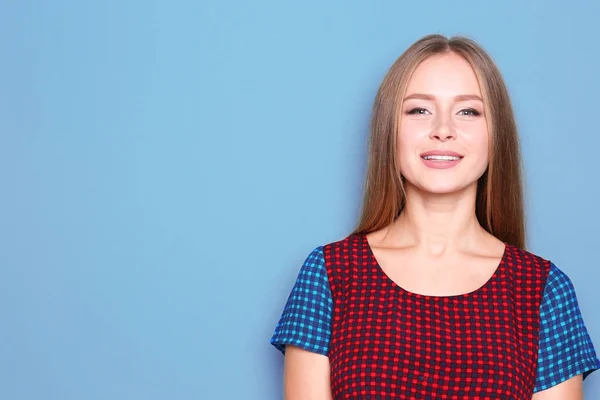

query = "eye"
(458, 108), (481, 117)
(407, 108), (431, 115)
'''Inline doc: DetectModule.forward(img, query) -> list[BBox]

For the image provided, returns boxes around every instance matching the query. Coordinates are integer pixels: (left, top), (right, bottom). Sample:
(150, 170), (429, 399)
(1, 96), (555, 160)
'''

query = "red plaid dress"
(270, 233), (599, 399)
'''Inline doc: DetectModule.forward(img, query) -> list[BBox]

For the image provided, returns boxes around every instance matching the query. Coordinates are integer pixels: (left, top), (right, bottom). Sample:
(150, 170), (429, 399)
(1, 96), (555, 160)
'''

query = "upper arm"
(284, 345), (332, 400)
(270, 246), (334, 399)
(532, 374), (582, 400)
(533, 262), (600, 396)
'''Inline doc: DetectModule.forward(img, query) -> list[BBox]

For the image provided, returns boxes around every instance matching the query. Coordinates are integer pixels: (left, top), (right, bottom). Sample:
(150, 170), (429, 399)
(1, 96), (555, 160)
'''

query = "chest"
(327, 278), (539, 399)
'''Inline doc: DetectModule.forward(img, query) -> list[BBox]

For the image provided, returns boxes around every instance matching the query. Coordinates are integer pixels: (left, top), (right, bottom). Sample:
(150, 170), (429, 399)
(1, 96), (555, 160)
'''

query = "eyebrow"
(403, 93), (483, 102)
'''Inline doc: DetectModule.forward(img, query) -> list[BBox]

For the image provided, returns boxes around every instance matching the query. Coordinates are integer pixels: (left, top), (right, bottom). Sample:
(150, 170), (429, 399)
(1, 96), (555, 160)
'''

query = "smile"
(420, 152), (464, 169)
(421, 155), (462, 161)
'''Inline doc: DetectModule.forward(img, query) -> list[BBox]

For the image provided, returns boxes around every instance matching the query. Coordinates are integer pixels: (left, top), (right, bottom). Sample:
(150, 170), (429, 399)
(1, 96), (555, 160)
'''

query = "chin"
(420, 185), (466, 195)
(407, 180), (477, 196)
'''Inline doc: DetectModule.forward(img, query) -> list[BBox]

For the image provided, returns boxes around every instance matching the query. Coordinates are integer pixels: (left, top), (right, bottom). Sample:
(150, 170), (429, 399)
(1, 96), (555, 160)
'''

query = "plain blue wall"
(2, 0), (599, 398)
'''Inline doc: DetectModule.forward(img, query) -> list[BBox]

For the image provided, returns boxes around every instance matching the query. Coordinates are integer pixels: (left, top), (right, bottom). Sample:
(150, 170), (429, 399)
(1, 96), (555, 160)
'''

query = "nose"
(429, 114), (456, 142)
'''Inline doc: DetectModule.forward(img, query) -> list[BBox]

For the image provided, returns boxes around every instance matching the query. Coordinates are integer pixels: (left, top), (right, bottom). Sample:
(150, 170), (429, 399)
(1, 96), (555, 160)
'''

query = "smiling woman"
(269, 34), (600, 399)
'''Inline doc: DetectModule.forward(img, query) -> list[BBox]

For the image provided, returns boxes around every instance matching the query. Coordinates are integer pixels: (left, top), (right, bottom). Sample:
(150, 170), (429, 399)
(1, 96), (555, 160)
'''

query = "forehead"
(405, 52), (482, 97)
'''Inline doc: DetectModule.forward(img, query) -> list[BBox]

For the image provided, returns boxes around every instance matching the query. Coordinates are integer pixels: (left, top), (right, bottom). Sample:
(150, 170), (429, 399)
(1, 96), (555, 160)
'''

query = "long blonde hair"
(351, 34), (526, 249)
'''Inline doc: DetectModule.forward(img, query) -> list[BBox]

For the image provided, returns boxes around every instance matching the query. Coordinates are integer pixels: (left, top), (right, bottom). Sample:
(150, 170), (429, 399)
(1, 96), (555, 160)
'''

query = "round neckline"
(359, 233), (508, 300)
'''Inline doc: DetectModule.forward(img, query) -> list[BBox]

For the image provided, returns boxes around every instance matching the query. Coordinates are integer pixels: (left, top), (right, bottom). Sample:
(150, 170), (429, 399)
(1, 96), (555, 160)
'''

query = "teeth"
(423, 155), (461, 161)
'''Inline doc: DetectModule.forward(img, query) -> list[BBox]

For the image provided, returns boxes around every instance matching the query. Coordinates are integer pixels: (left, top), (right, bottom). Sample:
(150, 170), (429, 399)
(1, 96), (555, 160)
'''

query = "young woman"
(270, 34), (600, 399)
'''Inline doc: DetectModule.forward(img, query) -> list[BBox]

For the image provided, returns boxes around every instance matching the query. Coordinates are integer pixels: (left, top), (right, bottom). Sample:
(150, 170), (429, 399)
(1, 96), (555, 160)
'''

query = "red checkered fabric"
(323, 233), (550, 399)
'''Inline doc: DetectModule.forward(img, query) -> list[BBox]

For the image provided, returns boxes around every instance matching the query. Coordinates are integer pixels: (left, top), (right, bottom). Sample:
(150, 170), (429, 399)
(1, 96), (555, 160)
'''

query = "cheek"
(396, 131), (421, 177)
(466, 128), (490, 164)
(397, 121), (428, 154)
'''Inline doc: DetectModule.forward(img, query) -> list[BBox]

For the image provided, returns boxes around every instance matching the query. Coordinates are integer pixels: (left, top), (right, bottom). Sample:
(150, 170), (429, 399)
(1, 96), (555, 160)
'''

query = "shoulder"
(305, 234), (364, 292)
(288, 235), (358, 286)
(293, 234), (359, 284)
(297, 234), (357, 267)
(539, 261), (581, 312)
(507, 244), (551, 268)
(545, 261), (576, 292)
(320, 233), (364, 271)
(505, 245), (579, 293)
(504, 244), (553, 287)
(321, 233), (361, 254)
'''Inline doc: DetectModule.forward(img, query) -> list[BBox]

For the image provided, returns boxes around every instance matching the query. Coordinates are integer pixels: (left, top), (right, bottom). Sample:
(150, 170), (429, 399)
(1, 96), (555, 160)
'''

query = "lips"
(420, 150), (464, 158)
(420, 150), (464, 169)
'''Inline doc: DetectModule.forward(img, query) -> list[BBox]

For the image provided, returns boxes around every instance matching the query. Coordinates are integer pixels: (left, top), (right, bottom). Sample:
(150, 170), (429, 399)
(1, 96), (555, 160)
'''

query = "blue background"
(2, 0), (599, 398)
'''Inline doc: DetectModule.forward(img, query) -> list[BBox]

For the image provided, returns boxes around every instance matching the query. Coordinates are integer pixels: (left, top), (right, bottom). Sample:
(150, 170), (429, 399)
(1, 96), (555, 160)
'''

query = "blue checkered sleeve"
(270, 246), (333, 356)
(533, 262), (600, 392)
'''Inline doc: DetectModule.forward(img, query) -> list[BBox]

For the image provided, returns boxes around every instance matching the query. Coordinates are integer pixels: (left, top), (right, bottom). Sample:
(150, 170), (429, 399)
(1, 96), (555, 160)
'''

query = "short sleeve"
(533, 262), (600, 392)
(269, 246), (333, 356)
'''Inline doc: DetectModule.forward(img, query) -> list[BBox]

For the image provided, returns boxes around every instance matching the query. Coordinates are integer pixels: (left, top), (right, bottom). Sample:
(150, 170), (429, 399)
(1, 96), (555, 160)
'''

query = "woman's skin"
(284, 346), (332, 400)
(283, 52), (583, 400)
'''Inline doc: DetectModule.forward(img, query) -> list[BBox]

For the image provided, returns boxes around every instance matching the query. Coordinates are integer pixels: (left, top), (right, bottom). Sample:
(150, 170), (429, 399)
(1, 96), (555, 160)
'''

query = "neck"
(388, 182), (484, 255)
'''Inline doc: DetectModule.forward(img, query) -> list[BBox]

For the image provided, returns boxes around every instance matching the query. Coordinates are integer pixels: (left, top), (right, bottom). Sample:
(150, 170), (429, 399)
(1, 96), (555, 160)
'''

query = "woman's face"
(398, 52), (489, 195)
